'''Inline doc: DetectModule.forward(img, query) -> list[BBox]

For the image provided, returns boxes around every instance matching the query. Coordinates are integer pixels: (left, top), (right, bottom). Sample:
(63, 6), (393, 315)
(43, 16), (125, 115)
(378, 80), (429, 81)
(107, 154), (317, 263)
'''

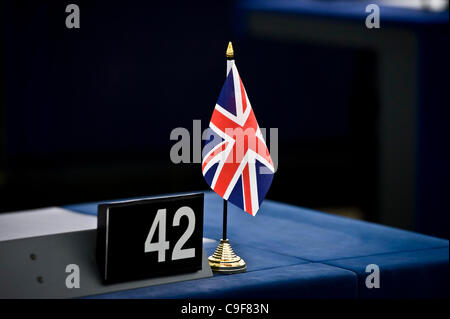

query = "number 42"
(144, 207), (196, 262)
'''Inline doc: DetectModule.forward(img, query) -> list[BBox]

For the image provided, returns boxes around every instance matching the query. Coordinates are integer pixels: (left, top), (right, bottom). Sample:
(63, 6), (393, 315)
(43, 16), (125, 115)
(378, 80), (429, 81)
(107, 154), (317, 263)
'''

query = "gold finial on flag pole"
(226, 41), (234, 59)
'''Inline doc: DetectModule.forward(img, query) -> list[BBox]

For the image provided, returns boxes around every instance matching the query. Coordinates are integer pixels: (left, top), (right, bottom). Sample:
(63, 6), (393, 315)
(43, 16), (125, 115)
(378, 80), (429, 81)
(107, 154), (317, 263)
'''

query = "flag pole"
(222, 198), (227, 240)
(221, 41), (233, 241)
(207, 42), (246, 274)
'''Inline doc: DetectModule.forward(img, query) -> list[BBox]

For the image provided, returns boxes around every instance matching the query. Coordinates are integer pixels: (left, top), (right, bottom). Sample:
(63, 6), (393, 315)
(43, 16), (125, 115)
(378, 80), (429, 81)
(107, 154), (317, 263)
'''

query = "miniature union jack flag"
(202, 63), (274, 216)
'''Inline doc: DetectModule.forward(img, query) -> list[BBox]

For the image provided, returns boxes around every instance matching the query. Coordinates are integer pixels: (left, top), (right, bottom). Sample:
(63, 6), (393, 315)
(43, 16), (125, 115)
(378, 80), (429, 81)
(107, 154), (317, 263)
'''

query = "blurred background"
(1, 0), (448, 238)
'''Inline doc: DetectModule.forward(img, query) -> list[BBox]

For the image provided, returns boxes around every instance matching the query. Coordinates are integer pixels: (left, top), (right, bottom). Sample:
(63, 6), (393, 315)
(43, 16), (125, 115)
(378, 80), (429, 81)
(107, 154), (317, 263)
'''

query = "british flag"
(202, 63), (274, 216)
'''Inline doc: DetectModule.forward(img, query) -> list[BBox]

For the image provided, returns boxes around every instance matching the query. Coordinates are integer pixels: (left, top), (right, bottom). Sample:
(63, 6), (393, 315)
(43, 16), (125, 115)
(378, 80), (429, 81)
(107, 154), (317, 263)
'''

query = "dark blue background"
(1, 1), (448, 239)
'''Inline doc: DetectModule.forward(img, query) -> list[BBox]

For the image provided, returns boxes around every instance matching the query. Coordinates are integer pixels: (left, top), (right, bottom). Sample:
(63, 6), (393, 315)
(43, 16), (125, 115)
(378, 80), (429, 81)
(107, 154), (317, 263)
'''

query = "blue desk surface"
(65, 192), (448, 298)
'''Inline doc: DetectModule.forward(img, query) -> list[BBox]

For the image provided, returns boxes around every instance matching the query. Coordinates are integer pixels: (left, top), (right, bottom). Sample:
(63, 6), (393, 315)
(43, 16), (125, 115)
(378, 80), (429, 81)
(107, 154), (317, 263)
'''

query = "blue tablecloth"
(64, 192), (448, 298)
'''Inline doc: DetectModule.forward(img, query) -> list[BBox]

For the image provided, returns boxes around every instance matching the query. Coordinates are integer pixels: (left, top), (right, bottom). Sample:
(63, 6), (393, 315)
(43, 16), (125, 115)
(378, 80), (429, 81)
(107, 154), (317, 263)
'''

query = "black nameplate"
(96, 193), (204, 283)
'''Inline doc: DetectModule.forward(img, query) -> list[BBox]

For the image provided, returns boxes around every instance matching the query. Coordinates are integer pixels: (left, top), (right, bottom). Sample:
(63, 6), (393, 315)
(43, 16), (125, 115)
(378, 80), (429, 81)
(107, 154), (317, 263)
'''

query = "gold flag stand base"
(208, 239), (246, 274)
